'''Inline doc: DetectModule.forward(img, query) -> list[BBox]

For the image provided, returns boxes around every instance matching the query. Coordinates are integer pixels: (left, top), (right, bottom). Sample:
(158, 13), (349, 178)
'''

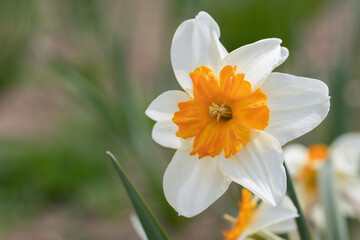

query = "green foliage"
(171, 0), (326, 51)
(284, 164), (311, 240)
(0, 124), (126, 229)
(107, 152), (170, 240)
(319, 160), (350, 240)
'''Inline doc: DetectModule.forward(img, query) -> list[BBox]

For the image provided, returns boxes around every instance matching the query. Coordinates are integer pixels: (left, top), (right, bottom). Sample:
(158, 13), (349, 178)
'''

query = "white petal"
(262, 72), (330, 146)
(219, 130), (286, 206)
(145, 90), (191, 121)
(220, 38), (288, 91)
(171, 11), (228, 96)
(330, 132), (360, 176)
(265, 219), (297, 234)
(240, 196), (298, 239)
(163, 150), (231, 217)
(283, 144), (308, 174)
(309, 204), (326, 230)
(337, 177), (360, 219)
(129, 214), (148, 240)
(152, 120), (185, 149)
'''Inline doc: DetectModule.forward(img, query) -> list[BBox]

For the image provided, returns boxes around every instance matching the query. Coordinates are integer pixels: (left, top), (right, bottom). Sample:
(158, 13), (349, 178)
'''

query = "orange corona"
(223, 189), (257, 240)
(298, 144), (329, 192)
(172, 65), (269, 159)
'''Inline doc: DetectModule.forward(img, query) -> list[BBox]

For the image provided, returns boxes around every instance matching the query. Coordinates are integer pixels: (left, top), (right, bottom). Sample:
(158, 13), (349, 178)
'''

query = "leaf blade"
(319, 160), (350, 240)
(107, 151), (169, 240)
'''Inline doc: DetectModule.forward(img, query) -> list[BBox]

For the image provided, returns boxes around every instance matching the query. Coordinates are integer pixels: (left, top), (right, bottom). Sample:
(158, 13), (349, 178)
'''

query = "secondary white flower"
(146, 11), (330, 217)
(284, 132), (360, 221)
(130, 214), (148, 240)
(222, 189), (298, 240)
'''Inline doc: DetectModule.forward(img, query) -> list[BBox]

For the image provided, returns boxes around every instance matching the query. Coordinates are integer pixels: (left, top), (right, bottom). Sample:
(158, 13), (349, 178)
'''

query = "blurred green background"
(0, 0), (359, 239)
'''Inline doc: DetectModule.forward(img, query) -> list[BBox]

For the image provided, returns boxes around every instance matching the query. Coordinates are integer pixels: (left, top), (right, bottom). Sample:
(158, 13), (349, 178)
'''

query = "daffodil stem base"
(284, 163), (311, 240)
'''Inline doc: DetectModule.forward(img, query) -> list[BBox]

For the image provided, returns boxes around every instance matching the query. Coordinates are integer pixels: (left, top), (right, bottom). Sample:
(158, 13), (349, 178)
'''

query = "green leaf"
(319, 160), (350, 240)
(284, 163), (311, 240)
(106, 151), (170, 240)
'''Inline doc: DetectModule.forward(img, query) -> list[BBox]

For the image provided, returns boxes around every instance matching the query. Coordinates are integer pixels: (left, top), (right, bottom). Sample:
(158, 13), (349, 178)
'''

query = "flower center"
(223, 189), (257, 240)
(172, 65), (269, 159)
(209, 102), (232, 121)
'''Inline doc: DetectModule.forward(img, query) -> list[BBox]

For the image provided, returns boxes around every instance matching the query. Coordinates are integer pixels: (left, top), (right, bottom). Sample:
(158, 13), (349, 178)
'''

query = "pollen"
(172, 65), (269, 159)
(209, 102), (232, 122)
(223, 189), (257, 240)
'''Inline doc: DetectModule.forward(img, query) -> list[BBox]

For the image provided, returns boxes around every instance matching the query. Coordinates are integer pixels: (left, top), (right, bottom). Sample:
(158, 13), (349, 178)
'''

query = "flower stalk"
(284, 163), (311, 240)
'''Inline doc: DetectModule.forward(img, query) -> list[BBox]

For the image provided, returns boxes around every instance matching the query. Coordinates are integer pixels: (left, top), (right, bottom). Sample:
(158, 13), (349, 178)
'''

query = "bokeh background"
(0, 0), (359, 239)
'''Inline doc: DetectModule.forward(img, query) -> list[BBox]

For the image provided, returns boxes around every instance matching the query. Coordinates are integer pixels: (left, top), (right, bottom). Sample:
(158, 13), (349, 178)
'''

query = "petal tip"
(144, 108), (152, 119)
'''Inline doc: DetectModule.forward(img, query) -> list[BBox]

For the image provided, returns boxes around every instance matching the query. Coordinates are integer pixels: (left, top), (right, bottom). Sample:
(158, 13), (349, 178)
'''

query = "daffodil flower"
(284, 132), (360, 222)
(146, 11), (330, 217)
(223, 189), (298, 240)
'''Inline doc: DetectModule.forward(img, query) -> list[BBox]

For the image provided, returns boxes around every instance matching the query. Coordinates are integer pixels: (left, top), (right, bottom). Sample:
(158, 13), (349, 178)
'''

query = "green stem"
(284, 163), (311, 240)
(257, 230), (286, 240)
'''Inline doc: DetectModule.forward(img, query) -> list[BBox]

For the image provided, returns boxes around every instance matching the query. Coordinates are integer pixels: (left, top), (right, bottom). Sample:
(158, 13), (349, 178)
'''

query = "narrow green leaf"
(106, 151), (170, 240)
(319, 160), (350, 240)
(284, 163), (311, 240)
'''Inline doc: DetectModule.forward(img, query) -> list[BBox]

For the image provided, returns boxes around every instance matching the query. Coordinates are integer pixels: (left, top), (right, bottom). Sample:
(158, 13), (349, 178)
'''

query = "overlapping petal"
(220, 38), (288, 92)
(145, 90), (191, 122)
(248, 196), (298, 236)
(171, 11), (228, 96)
(146, 90), (191, 149)
(152, 121), (185, 149)
(163, 150), (231, 217)
(265, 218), (297, 234)
(219, 130), (286, 206)
(262, 73), (330, 146)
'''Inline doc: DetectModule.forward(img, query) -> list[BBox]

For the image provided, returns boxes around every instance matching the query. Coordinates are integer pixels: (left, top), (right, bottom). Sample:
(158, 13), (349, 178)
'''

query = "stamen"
(209, 102), (232, 121)
(223, 214), (237, 224)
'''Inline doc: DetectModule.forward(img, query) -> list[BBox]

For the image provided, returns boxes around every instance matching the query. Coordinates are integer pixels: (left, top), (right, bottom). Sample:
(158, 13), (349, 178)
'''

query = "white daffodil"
(222, 189), (298, 240)
(284, 132), (360, 221)
(146, 11), (330, 217)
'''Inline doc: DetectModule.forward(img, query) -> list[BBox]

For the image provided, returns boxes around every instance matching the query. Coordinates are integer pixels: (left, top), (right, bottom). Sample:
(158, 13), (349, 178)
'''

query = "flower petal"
(244, 196), (298, 238)
(163, 150), (231, 217)
(171, 11), (228, 96)
(330, 132), (360, 176)
(337, 177), (360, 219)
(145, 90), (191, 121)
(129, 214), (148, 240)
(220, 38), (288, 91)
(283, 144), (308, 174)
(152, 120), (185, 149)
(265, 219), (297, 234)
(219, 130), (286, 206)
(262, 72), (330, 146)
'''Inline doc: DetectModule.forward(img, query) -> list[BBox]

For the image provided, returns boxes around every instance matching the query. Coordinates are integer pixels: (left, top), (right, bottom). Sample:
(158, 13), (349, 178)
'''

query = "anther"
(209, 102), (232, 121)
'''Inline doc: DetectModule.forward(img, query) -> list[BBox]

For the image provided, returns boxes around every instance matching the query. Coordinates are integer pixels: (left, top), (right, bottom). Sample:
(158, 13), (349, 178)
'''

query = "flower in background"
(223, 189), (298, 240)
(146, 11), (330, 217)
(130, 213), (148, 240)
(284, 132), (360, 222)
(284, 144), (328, 209)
